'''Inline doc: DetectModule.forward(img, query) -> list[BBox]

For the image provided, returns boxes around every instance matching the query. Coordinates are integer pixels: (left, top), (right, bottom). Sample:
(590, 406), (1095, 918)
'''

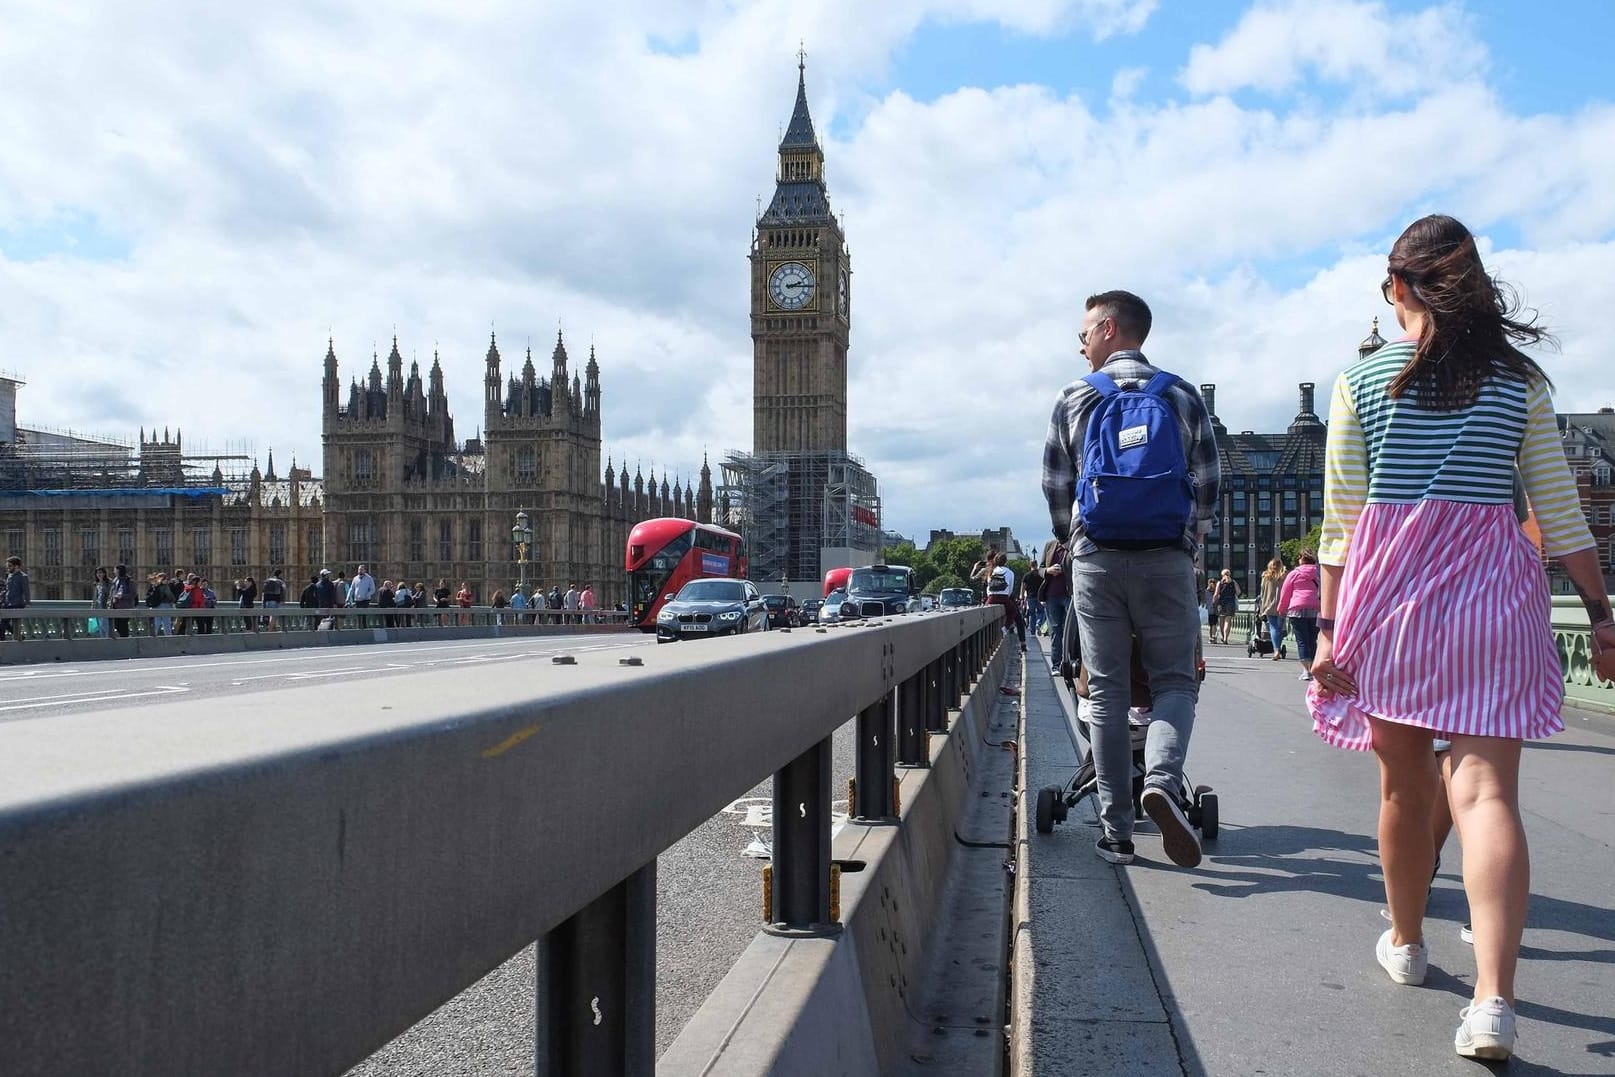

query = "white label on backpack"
(1118, 424), (1149, 450)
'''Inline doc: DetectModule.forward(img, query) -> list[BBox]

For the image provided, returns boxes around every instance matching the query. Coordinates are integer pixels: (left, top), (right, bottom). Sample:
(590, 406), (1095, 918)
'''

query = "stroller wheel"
(1199, 793), (1219, 840)
(1036, 787), (1058, 834)
(1246, 645), (1255, 657)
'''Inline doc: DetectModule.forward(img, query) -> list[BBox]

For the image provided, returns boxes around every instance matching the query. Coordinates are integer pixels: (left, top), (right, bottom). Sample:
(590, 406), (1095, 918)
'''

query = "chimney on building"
(1299, 382), (1315, 416)
(1200, 383), (1217, 419)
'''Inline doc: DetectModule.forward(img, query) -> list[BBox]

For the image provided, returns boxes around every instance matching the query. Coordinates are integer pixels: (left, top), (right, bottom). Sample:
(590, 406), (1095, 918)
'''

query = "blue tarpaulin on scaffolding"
(0, 488), (230, 498)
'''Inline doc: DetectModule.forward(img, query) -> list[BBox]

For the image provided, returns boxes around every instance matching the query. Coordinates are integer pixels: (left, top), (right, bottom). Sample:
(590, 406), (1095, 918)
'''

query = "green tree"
(1279, 523), (1323, 567)
(881, 541), (937, 592)
(925, 572), (969, 596)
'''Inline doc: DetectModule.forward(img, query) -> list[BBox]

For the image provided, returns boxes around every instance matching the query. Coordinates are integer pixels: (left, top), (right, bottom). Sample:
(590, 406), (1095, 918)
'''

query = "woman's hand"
(1309, 633), (1358, 698)
(1592, 621), (1615, 684)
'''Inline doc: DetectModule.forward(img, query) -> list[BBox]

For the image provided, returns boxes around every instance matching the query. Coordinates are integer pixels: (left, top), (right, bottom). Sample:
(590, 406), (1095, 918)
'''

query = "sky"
(3, 0), (1614, 550)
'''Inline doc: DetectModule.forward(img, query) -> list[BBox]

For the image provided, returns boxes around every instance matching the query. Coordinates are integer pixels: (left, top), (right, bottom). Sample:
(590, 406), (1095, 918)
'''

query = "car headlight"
(657, 608), (676, 621)
(717, 610), (742, 621)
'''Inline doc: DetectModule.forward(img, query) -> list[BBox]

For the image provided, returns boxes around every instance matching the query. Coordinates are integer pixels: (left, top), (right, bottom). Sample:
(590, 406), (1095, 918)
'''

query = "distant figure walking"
(1307, 214), (1615, 1061)
(1258, 557), (1286, 659)
(1278, 551), (1321, 680)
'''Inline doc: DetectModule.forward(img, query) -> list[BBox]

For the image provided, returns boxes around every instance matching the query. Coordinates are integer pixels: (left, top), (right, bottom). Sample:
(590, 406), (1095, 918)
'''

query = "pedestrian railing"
(0, 601), (630, 641)
(0, 607), (1003, 1077)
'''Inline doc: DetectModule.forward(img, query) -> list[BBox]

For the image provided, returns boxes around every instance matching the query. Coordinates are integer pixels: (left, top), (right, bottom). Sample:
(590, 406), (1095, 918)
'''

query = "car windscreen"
(825, 590), (846, 604)
(677, 580), (746, 602)
(849, 569), (910, 593)
(763, 595), (788, 608)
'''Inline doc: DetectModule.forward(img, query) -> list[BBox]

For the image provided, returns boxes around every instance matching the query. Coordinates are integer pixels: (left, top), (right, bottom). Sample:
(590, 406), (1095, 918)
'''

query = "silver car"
(818, 589), (848, 624)
(655, 578), (769, 642)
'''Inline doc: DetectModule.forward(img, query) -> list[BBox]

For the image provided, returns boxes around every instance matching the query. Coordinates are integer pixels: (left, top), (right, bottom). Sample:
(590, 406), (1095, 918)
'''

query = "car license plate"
(683, 623), (709, 632)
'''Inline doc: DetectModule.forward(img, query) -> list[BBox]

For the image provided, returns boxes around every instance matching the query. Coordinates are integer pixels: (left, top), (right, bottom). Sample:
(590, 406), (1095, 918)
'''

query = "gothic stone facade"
(321, 333), (711, 606)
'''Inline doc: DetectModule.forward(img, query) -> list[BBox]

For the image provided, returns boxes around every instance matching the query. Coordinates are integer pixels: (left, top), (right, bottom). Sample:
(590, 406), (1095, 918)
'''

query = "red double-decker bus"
(625, 517), (747, 630)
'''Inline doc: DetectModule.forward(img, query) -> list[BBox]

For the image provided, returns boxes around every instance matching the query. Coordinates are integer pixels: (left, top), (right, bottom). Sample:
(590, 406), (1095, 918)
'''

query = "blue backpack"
(1076, 370), (1195, 544)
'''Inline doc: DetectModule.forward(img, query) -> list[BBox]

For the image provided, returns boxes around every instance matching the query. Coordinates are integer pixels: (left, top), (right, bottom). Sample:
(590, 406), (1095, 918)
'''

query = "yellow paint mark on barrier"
(482, 725), (540, 759)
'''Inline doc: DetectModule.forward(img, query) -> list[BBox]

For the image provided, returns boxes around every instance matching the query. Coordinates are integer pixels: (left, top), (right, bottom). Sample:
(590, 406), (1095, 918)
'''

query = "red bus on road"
(626, 517), (747, 631)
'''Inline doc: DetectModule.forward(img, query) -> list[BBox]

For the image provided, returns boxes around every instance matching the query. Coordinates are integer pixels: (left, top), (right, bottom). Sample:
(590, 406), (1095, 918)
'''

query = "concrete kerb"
(0, 622), (632, 666)
(659, 633), (1013, 1076)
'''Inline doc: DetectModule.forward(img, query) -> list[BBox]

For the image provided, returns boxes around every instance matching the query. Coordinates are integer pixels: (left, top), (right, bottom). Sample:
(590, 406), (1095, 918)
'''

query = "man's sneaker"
(1094, 836), (1135, 864)
(1141, 785), (1202, 868)
(1460, 922), (1473, 944)
(1376, 928), (1429, 985)
(1455, 996), (1515, 1060)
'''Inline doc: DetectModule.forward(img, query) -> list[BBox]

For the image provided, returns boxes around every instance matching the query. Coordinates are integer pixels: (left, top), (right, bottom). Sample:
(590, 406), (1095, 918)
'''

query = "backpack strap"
(1081, 372), (1120, 397)
(1141, 371), (1180, 397)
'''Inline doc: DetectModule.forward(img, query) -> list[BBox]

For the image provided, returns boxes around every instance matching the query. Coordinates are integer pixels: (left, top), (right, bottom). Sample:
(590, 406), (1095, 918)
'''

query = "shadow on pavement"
(1524, 739), (1615, 758)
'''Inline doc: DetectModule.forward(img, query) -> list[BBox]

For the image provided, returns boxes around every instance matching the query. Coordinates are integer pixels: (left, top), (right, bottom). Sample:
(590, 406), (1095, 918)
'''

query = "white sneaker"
(1297, 669), (1312, 681)
(1376, 928), (1428, 985)
(1455, 996), (1515, 1060)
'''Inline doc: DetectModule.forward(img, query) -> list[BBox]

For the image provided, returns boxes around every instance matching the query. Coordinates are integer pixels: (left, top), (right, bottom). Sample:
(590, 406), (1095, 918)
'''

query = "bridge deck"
(1016, 636), (1615, 1076)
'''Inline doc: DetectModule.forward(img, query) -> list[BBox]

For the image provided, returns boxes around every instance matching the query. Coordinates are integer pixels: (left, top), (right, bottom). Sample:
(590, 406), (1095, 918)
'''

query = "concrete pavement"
(1015, 636), (1615, 1076)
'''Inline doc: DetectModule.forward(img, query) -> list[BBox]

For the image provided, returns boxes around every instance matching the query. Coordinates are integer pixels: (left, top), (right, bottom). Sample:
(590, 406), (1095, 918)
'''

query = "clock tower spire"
(751, 56), (849, 455)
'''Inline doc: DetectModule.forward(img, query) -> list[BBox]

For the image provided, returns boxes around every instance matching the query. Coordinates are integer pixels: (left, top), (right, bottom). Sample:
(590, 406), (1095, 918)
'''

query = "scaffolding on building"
(719, 449), (880, 583)
(0, 428), (254, 493)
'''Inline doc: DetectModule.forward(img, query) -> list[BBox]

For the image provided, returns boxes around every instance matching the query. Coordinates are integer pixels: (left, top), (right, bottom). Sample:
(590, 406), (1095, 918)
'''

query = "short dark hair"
(6, 556), (22, 567)
(1085, 290), (1152, 344)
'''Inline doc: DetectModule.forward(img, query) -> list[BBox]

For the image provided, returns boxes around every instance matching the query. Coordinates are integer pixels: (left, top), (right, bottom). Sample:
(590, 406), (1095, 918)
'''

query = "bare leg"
(1370, 717), (1438, 948)
(1431, 750), (1455, 854)
(1447, 734), (1527, 1005)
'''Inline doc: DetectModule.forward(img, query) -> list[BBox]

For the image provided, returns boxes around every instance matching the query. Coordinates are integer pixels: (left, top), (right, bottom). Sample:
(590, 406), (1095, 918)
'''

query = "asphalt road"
(0, 632), (857, 1070)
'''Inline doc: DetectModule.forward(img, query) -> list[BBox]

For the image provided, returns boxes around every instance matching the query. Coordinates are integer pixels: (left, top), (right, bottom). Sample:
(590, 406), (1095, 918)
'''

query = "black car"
(839, 564), (919, 620)
(799, 598), (824, 624)
(655, 578), (768, 642)
(762, 593), (801, 629)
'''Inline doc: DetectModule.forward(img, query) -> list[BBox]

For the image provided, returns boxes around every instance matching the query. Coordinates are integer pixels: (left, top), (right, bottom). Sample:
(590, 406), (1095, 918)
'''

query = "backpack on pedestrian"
(1075, 371), (1195, 544)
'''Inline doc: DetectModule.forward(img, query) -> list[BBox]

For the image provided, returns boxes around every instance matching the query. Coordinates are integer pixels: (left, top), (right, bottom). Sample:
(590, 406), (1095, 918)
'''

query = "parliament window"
(118, 528), (134, 567)
(193, 528), (211, 567)
(6, 528), (25, 562)
(230, 528), (248, 566)
(307, 526), (322, 567)
(354, 449), (373, 484)
(81, 527), (99, 567)
(269, 525), (286, 568)
(468, 519), (483, 561)
(348, 521), (373, 563)
(439, 519), (453, 562)
(410, 520), (425, 562)
(517, 446), (536, 482)
(155, 528), (173, 567)
(43, 528), (61, 567)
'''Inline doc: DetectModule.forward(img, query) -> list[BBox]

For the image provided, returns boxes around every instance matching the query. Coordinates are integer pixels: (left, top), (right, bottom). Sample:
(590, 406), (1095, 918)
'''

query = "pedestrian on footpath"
(1258, 556), (1287, 659)
(261, 569), (287, 631)
(1042, 289), (1220, 869)
(981, 553), (1024, 649)
(109, 563), (136, 638)
(1277, 550), (1321, 680)
(1039, 537), (1071, 674)
(1209, 569), (1239, 644)
(91, 566), (113, 638)
(1307, 214), (1615, 1061)
(1, 555), (31, 642)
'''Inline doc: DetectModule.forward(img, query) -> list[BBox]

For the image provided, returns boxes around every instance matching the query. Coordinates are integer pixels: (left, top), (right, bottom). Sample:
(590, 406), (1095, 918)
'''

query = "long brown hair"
(1386, 214), (1554, 409)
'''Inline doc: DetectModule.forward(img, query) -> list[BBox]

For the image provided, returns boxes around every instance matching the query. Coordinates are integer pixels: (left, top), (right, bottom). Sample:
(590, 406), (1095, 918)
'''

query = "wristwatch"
(1317, 617), (1336, 632)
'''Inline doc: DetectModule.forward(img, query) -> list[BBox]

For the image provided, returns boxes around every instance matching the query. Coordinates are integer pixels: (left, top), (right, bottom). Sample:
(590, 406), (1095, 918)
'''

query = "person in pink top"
(1277, 550), (1321, 680)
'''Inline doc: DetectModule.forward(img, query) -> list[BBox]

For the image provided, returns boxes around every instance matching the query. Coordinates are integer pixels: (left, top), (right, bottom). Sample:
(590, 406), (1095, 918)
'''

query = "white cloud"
(1180, 0), (1487, 99)
(1, 0), (1612, 549)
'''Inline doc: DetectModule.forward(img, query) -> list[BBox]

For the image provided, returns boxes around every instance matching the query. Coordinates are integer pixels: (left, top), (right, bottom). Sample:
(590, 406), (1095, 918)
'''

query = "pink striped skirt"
(1308, 500), (1564, 750)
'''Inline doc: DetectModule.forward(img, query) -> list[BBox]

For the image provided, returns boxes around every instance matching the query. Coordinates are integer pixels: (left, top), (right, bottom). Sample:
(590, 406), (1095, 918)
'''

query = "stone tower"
(751, 57), (850, 455)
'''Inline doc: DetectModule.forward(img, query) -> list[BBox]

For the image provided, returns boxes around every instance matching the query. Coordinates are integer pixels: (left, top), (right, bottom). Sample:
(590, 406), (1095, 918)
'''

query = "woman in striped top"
(1308, 214), (1615, 1060)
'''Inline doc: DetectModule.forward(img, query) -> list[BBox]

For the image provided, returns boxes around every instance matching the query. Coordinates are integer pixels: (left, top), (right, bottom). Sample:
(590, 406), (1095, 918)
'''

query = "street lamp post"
(512, 511), (533, 593)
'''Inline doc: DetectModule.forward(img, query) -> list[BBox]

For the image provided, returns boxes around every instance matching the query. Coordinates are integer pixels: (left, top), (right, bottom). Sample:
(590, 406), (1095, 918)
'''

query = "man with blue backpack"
(1041, 290), (1221, 869)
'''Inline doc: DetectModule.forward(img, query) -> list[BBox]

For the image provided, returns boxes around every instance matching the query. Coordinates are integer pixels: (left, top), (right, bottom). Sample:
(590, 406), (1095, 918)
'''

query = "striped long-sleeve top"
(1319, 340), (1594, 565)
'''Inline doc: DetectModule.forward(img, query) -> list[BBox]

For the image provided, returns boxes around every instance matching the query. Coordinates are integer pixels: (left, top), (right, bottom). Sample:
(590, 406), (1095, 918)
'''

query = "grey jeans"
(1072, 546), (1201, 842)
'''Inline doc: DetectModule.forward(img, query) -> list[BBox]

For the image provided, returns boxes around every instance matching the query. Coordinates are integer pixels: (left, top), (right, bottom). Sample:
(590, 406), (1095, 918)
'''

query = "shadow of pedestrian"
(1524, 739), (1615, 758)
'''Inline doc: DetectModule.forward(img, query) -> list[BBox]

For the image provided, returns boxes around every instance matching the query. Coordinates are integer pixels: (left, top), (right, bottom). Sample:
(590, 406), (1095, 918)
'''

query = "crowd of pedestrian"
(0, 556), (608, 639)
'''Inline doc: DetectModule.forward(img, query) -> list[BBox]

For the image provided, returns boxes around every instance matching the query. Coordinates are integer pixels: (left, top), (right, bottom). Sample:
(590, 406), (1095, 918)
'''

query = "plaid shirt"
(1041, 350), (1221, 558)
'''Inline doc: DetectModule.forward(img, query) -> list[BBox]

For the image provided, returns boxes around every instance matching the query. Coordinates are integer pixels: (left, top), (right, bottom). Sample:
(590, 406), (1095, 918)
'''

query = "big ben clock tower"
(751, 57), (850, 455)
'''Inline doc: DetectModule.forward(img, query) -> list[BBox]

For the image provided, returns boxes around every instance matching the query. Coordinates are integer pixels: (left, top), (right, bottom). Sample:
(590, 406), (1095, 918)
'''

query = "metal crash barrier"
(0, 607), (1003, 1077)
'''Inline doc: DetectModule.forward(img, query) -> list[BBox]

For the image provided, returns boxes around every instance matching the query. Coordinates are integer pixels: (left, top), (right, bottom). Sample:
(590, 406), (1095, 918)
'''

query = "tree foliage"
(1278, 523), (1324, 567)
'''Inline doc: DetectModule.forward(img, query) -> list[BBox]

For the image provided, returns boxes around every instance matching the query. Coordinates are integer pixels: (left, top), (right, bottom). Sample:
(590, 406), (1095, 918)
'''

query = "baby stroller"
(1039, 613), (1218, 839)
(1247, 621), (1288, 658)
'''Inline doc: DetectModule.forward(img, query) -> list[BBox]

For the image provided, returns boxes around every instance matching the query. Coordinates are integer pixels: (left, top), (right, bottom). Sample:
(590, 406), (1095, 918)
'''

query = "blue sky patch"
(0, 209), (131, 263)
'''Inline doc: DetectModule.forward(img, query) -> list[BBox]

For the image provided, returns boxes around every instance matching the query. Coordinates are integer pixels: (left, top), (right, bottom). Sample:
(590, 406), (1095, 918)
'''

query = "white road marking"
(0, 684), (189, 714)
(0, 669), (85, 682)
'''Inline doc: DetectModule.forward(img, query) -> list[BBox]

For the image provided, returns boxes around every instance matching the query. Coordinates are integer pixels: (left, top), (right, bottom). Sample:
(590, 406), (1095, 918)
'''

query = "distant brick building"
(1556, 408), (1615, 592)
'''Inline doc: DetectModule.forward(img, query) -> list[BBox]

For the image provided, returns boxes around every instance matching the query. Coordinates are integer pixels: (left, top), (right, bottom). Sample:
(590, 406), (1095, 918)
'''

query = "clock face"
(768, 261), (816, 311)
(838, 269), (849, 315)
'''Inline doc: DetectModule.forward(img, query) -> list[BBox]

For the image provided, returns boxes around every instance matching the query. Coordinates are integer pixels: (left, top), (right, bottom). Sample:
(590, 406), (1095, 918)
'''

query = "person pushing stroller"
(1041, 290), (1221, 867)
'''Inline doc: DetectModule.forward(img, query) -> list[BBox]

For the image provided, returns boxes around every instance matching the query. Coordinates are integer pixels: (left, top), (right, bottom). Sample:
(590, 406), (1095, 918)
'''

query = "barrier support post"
(765, 735), (839, 937)
(853, 691), (897, 823)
